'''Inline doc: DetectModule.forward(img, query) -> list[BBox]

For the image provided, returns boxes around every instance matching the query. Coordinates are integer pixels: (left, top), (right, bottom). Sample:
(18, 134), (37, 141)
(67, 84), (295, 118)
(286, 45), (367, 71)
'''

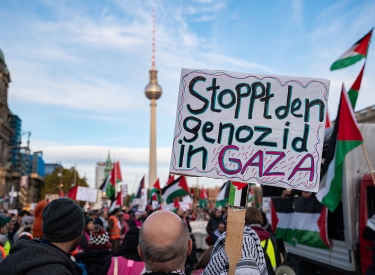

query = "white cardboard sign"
(76, 186), (98, 202)
(170, 69), (330, 192)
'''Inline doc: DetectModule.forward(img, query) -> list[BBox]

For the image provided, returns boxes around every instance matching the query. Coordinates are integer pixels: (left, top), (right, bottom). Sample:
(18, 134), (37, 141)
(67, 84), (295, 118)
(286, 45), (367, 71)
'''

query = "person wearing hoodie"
(75, 224), (116, 275)
(32, 200), (47, 241)
(245, 207), (277, 272)
(107, 226), (145, 275)
(78, 217), (94, 251)
(0, 198), (85, 275)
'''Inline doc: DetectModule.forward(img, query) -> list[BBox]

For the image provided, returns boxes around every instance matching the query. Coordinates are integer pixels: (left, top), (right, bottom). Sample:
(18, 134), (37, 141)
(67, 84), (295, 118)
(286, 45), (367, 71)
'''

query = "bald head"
(139, 210), (192, 272)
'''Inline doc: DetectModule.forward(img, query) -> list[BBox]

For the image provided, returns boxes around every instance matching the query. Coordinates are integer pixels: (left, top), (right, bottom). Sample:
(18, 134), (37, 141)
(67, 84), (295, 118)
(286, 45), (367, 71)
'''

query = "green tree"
(39, 166), (88, 201)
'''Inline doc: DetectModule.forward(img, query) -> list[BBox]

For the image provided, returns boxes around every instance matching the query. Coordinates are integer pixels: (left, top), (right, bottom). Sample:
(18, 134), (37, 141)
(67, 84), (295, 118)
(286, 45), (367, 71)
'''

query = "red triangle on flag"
(166, 175), (175, 185)
(199, 188), (208, 199)
(325, 110), (331, 129)
(116, 190), (123, 206)
(178, 176), (190, 193)
(337, 84), (363, 142)
(152, 193), (158, 201)
(350, 63), (365, 91)
(174, 198), (180, 208)
(231, 181), (248, 191)
(354, 29), (373, 56)
(66, 186), (78, 200)
(153, 179), (161, 191)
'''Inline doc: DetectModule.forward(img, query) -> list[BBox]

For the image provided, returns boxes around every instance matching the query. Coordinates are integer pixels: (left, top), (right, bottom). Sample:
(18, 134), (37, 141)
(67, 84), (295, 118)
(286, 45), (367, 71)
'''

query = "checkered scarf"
(89, 224), (109, 246)
(202, 226), (268, 275)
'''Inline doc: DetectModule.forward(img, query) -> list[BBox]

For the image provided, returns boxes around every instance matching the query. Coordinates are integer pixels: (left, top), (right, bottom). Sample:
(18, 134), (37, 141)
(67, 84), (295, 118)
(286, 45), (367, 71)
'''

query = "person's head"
(42, 198), (84, 253)
(217, 223), (226, 234)
(116, 209), (123, 218)
(245, 207), (263, 225)
(120, 226), (142, 261)
(89, 224), (111, 250)
(134, 211), (142, 220)
(100, 210), (108, 219)
(176, 208), (184, 217)
(85, 217), (94, 232)
(0, 234), (7, 246)
(0, 215), (11, 235)
(90, 211), (98, 220)
(7, 215), (16, 232)
(214, 209), (222, 219)
(32, 200), (48, 238)
(138, 210), (192, 272)
(194, 246), (214, 271)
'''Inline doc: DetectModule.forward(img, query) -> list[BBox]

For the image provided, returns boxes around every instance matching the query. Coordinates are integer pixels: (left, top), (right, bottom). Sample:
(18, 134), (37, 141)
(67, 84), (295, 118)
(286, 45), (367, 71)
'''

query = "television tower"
(144, 10), (162, 189)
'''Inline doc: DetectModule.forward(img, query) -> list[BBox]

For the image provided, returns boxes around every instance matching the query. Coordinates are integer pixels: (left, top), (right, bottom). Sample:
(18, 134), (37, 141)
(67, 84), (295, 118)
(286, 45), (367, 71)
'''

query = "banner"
(121, 184), (128, 197)
(170, 69), (330, 192)
(76, 186), (98, 202)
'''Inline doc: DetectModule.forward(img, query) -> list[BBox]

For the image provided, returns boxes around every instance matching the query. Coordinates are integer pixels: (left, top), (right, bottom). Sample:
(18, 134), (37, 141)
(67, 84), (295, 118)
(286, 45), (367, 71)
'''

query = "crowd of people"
(0, 198), (286, 275)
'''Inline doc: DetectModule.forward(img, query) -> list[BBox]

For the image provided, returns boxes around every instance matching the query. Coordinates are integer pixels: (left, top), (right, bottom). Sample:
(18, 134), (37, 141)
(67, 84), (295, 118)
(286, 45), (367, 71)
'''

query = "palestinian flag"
(148, 179), (161, 209)
(99, 174), (110, 193)
(107, 161), (123, 200)
(109, 190), (123, 212)
(248, 186), (253, 203)
(325, 110), (332, 129)
(150, 178), (161, 195)
(135, 177), (148, 211)
(316, 84), (363, 212)
(216, 181), (230, 207)
(151, 193), (160, 210)
(161, 176), (190, 203)
(294, 197), (330, 249)
(199, 187), (208, 208)
(166, 175), (175, 185)
(229, 181), (249, 207)
(271, 197), (295, 245)
(330, 28), (373, 71)
(348, 63), (365, 109)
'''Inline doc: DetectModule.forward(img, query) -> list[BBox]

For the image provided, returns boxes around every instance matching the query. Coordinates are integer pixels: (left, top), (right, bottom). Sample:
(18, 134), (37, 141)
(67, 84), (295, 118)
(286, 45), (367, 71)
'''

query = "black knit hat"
(119, 226), (142, 261)
(42, 198), (84, 242)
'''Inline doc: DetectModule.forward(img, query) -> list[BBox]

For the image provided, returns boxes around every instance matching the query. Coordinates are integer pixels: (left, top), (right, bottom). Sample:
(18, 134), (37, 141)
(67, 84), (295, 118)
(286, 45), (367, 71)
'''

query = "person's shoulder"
(20, 263), (76, 275)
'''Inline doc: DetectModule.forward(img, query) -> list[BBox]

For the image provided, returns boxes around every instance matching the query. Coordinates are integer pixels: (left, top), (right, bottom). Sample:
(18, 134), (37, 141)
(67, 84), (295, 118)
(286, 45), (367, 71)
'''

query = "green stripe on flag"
(322, 140), (362, 212)
(275, 228), (295, 245)
(348, 89), (359, 109)
(165, 189), (189, 203)
(295, 229), (330, 249)
(330, 54), (364, 71)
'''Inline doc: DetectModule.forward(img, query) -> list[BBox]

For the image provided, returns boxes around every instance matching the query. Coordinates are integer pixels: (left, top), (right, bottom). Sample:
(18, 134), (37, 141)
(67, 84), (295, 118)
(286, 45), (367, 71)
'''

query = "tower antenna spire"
(152, 9), (156, 70)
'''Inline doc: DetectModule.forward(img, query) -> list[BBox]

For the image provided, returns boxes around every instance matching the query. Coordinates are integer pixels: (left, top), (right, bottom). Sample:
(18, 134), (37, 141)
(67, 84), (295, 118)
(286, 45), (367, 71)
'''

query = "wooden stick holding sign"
(225, 182), (249, 275)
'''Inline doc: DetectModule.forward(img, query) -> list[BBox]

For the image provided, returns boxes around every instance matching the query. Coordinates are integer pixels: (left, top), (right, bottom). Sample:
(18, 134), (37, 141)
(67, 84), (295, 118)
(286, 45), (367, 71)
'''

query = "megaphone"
(275, 265), (296, 275)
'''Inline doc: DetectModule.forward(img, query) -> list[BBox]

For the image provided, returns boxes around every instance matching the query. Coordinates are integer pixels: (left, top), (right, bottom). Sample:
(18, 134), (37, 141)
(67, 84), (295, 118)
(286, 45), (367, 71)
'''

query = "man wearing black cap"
(0, 198), (84, 275)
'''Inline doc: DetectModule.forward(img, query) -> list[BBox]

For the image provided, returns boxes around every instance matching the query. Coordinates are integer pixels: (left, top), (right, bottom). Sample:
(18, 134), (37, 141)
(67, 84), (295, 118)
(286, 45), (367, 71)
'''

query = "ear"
(138, 245), (144, 260)
(187, 238), (193, 256)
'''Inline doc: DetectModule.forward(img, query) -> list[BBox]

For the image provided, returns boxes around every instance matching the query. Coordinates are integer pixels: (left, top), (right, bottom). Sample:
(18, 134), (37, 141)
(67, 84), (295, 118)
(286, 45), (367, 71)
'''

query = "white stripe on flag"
(293, 213), (320, 232)
(316, 151), (337, 202)
(233, 187), (242, 206)
(276, 212), (294, 229)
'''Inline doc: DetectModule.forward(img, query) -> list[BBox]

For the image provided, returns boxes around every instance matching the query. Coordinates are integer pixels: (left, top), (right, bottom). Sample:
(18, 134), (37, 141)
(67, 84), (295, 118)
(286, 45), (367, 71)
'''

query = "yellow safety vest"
(261, 238), (276, 269)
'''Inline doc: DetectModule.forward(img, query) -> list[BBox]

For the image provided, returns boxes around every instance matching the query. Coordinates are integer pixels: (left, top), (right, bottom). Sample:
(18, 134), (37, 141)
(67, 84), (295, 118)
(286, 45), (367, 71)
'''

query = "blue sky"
(1, 0), (374, 190)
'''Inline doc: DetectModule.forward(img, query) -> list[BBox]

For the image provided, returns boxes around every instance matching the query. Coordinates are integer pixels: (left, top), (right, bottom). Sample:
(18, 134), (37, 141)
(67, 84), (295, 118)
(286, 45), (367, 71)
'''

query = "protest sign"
(170, 69), (330, 192)
(76, 186), (98, 202)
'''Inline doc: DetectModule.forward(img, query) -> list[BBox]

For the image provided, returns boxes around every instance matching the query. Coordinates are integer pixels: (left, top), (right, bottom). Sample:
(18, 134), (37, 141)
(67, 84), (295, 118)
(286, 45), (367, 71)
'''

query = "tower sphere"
(145, 70), (162, 100)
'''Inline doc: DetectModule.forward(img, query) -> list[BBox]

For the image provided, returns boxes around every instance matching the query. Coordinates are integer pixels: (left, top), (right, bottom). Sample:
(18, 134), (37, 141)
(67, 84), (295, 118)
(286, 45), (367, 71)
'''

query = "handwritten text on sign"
(169, 69), (330, 192)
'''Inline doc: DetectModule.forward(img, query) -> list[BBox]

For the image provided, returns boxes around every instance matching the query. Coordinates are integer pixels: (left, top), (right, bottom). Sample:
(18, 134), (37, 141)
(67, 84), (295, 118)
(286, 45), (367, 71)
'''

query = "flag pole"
(361, 144), (375, 186)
